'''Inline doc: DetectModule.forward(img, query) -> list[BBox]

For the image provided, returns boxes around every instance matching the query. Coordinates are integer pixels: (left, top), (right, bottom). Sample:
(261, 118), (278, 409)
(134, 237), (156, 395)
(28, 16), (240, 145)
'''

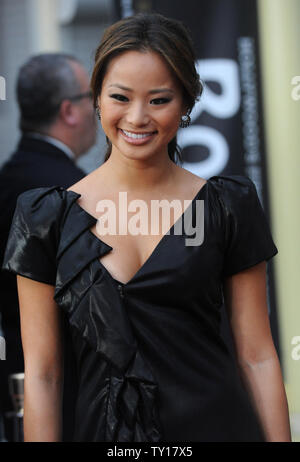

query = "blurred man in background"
(0, 53), (97, 441)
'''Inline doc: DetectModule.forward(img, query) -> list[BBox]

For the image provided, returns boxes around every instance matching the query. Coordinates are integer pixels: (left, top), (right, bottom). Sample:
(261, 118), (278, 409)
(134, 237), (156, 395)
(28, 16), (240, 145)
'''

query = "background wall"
(258, 0), (300, 441)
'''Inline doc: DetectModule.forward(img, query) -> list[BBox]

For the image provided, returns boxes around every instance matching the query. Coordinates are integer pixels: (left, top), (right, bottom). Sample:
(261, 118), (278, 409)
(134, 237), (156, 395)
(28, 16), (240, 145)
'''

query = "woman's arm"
(223, 261), (291, 442)
(17, 275), (64, 442)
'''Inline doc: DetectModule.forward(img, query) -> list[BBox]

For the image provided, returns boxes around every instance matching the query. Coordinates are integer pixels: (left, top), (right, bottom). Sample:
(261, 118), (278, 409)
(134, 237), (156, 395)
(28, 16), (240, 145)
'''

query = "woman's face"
(98, 50), (186, 161)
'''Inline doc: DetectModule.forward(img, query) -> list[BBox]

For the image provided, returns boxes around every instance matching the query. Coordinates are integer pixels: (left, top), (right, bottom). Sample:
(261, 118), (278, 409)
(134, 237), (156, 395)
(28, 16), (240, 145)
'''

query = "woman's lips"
(119, 128), (157, 145)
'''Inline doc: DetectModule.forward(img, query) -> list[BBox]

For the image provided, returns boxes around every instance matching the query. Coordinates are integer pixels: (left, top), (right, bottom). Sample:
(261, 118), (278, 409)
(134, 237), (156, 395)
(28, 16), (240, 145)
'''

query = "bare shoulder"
(175, 166), (207, 196)
(67, 164), (107, 194)
(66, 164), (111, 213)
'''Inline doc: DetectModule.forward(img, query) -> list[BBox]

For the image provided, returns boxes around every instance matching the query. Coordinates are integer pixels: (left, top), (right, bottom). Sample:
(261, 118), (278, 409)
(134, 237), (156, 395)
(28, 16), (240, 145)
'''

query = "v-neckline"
(65, 179), (209, 287)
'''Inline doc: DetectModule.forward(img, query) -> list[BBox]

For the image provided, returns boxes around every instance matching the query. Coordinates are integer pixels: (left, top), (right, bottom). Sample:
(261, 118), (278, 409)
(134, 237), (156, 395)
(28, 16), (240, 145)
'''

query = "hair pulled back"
(91, 13), (203, 164)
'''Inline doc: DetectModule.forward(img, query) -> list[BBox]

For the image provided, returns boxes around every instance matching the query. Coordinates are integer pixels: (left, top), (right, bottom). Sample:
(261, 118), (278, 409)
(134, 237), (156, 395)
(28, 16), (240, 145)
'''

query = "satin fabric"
(2, 175), (278, 441)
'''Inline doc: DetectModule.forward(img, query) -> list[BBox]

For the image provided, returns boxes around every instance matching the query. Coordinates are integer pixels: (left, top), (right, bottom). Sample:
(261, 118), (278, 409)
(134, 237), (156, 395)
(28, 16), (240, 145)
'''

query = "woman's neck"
(100, 150), (179, 193)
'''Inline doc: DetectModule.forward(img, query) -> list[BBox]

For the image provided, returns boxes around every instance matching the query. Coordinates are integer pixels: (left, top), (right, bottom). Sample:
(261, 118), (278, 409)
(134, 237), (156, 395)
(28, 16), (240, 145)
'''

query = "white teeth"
(122, 129), (154, 139)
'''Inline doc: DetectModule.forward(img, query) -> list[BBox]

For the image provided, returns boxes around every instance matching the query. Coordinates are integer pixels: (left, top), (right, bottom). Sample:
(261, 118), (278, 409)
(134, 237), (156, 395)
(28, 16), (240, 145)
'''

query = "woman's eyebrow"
(108, 84), (174, 94)
(149, 88), (175, 95)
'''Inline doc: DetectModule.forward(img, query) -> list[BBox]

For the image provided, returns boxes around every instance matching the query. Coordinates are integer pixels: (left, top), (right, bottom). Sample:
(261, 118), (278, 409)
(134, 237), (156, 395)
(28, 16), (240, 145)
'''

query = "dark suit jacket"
(0, 135), (86, 441)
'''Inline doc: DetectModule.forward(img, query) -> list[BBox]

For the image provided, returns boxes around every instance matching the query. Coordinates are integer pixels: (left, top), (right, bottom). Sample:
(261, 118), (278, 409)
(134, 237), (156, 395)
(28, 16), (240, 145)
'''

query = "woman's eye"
(110, 94), (128, 102)
(150, 98), (171, 105)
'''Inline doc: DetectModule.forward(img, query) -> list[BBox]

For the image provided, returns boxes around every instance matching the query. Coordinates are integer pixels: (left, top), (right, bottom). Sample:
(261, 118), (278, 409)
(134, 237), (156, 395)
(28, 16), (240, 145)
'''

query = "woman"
(2, 13), (291, 442)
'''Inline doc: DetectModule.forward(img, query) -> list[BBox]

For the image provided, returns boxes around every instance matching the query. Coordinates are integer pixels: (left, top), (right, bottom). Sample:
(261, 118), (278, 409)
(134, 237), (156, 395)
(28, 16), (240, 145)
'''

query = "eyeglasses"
(67, 90), (93, 102)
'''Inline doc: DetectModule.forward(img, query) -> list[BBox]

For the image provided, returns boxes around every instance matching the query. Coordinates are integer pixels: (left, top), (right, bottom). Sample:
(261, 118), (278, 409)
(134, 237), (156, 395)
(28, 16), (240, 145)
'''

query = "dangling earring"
(96, 106), (101, 120)
(180, 112), (191, 128)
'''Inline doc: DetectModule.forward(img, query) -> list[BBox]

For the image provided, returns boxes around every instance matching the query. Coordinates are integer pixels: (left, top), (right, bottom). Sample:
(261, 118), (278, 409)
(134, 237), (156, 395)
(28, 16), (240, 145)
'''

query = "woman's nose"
(126, 103), (150, 126)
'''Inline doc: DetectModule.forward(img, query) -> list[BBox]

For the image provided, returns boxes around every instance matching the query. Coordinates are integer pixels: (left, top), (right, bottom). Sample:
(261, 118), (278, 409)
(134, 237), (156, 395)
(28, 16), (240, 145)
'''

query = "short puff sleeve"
(2, 186), (65, 285)
(220, 175), (278, 277)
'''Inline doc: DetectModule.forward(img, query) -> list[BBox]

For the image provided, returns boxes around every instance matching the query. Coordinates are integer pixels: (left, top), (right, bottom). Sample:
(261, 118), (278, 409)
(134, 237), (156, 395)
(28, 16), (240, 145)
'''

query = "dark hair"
(17, 53), (82, 133)
(91, 13), (203, 164)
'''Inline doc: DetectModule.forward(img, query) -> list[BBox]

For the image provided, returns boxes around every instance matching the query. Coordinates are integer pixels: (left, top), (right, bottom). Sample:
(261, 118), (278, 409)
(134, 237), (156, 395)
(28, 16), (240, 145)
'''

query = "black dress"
(1, 175), (278, 442)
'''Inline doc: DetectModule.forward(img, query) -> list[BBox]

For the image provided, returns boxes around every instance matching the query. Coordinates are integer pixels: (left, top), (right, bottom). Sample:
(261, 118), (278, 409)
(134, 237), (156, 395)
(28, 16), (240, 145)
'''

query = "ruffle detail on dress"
(64, 279), (163, 441)
(106, 350), (163, 442)
(53, 195), (163, 442)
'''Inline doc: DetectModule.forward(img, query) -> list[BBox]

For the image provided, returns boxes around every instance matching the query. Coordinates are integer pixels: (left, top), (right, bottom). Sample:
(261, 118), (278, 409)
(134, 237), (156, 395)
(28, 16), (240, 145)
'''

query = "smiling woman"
(90, 13), (202, 163)
(1, 12), (291, 443)
(97, 50), (186, 156)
